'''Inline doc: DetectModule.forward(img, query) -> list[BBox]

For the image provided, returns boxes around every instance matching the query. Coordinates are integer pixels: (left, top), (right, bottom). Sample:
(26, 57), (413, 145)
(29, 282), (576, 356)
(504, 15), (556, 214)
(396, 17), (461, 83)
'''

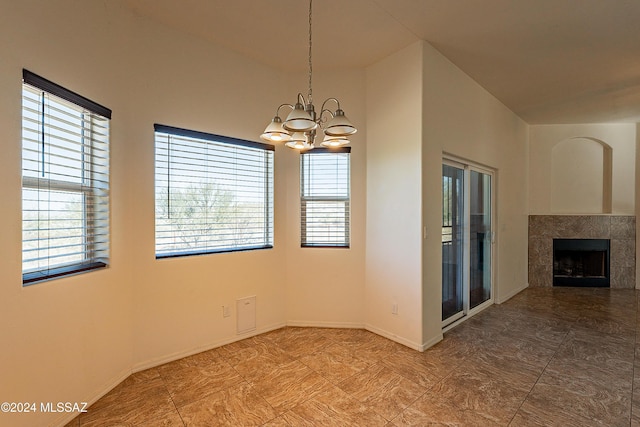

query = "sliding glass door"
(442, 164), (465, 322)
(442, 160), (494, 327)
(469, 170), (492, 309)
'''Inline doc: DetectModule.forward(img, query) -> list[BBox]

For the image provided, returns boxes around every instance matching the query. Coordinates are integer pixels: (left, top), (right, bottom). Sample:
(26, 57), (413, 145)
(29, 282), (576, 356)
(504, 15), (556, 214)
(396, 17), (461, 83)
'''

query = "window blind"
(300, 148), (350, 247)
(22, 70), (111, 285)
(154, 124), (274, 258)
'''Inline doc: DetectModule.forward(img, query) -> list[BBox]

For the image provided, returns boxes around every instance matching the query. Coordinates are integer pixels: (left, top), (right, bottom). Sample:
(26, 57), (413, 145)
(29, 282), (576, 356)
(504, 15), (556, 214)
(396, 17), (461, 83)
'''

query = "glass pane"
(154, 132), (274, 257)
(22, 86), (85, 184)
(442, 164), (465, 321)
(300, 152), (350, 247)
(302, 200), (348, 246)
(22, 188), (85, 273)
(469, 170), (492, 309)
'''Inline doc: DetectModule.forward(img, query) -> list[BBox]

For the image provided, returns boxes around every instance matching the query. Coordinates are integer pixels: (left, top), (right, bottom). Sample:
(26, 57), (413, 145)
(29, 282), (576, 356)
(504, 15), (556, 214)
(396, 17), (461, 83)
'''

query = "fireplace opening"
(553, 239), (610, 287)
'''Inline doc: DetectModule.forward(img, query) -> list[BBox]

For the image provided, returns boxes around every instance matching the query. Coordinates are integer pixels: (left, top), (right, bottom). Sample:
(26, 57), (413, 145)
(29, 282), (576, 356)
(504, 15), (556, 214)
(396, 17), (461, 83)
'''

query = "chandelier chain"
(308, 0), (313, 105)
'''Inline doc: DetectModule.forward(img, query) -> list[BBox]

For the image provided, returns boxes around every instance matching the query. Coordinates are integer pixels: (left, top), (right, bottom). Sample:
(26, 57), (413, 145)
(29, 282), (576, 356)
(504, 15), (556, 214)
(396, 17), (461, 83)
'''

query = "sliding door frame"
(442, 155), (496, 330)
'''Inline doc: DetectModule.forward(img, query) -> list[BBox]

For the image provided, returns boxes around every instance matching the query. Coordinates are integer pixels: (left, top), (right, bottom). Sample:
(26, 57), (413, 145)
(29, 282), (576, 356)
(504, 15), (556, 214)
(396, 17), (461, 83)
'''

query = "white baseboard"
(53, 367), (131, 427)
(420, 333), (444, 351)
(363, 324), (424, 351)
(495, 282), (528, 304)
(287, 321), (442, 353)
(132, 322), (287, 373)
(286, 320), (365, 329)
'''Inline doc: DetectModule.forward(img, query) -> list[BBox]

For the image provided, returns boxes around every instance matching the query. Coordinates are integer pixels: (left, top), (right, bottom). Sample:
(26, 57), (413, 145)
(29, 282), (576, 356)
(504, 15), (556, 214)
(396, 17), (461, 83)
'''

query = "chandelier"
(260, 0), (357, 150)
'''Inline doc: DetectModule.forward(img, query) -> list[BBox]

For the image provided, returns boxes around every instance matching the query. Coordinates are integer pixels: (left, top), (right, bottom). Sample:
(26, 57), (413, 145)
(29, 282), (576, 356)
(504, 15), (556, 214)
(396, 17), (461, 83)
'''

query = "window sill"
(23, 262), (107, 286)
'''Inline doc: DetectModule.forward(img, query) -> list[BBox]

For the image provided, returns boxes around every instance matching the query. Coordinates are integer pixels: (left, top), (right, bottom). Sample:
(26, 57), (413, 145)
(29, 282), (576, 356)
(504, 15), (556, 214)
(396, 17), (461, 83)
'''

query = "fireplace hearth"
(553, 238), (610, 287)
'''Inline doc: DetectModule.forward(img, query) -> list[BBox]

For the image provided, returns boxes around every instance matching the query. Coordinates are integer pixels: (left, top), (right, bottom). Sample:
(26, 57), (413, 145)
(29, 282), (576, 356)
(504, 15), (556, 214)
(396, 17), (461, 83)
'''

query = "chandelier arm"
(317, 108), (336, 126)
(275, 103), (294, 117)
(320, 97), (341, 113)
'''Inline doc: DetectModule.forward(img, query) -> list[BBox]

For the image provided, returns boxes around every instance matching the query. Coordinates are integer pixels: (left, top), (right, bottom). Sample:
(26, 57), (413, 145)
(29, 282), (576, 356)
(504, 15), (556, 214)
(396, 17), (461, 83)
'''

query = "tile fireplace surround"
(528, 215), (636, 288)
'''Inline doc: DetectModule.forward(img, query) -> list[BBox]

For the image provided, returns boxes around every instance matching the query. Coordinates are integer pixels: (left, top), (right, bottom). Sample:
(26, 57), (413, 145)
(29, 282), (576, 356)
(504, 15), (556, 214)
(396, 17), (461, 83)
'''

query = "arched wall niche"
(551, 137), (612, 214)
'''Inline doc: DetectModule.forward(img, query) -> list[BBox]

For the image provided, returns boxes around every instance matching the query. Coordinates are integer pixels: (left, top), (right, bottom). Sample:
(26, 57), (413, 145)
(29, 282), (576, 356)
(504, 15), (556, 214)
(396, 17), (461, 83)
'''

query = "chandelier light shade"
(321, 134), (350, 148)
(324, 109), (357, 136)
(283, 102), (317, 132)
(285, 132), (313, 150)
(260, 115), (291, 142)
(260, 0), (356, 149)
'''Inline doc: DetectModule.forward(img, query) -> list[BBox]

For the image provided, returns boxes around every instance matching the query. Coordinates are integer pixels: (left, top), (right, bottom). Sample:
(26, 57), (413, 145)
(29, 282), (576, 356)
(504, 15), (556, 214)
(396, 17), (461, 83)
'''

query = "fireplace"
(553, 238), (610, 287)
(529, 215), (635, 288)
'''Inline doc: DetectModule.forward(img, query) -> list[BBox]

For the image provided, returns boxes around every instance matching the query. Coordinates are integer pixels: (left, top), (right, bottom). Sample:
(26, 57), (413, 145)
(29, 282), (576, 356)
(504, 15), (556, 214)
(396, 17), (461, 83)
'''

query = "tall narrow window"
(155, 124), (274, 258)
(22, 70), (111, 285)
(300, 148), (350, 247)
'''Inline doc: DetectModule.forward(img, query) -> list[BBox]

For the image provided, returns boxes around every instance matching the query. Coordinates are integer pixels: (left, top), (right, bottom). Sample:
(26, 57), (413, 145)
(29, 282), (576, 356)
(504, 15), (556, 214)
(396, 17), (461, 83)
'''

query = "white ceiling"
(122, 0), (640, 124)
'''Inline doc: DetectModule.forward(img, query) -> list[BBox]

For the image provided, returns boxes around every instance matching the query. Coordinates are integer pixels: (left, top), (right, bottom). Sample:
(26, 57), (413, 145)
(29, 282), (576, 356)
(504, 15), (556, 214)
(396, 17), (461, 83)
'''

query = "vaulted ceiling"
(122, 0), (640, 124)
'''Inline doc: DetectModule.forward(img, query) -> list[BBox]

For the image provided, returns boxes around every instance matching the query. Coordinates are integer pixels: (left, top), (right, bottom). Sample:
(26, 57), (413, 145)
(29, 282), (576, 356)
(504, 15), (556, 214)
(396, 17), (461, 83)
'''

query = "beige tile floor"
(66, 287), (640, 426)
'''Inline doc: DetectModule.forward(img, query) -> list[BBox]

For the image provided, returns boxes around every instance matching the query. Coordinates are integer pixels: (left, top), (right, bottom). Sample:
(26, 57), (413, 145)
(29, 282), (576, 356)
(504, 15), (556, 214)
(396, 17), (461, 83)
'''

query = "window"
(154, 124), (274, 257)
(300, 148), (350, 247)
(22, 70), (111, 285)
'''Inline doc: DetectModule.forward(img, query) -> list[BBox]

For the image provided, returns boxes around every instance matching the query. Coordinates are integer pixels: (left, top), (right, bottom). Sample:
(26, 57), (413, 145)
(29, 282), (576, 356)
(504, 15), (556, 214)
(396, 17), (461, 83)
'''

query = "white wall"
(421, 42), (530, 344)
(1, 2), (371, 425)
(1, 1), (294, 426)
(365, 43), (425, 349)
(284, 69), (367, 328)
(551, 138), (607, 213)
(121, 6), (291, 370)
(529, 124), (636, 214)
(364, 41), (529, 350)
(0, 2), (136, 426)
(1, 2), (533, 426)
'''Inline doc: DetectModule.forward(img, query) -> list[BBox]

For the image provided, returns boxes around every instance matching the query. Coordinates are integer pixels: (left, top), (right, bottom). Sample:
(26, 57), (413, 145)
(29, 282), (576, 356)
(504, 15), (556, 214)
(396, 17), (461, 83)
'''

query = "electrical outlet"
(392, 303), (398, 315)
(222, 305), (231, 318)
